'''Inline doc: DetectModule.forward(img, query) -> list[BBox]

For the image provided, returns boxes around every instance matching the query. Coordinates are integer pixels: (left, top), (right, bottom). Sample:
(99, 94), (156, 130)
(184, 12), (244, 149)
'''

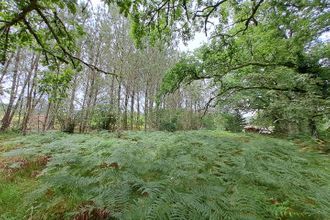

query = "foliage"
(158, 58), (199, 97)
(223, 111), (246, 133)
(0, 0), (83, 66)
(200, 114), (217, 130)
(61, 120), (75, 133)
(1, 131), (330, 219)
(159, 117), (178, 132)
(91, 104), (117, 131)
(39, 67), (75, 103)
(156, 109), (203, 131)
(159, 0), (329, 136)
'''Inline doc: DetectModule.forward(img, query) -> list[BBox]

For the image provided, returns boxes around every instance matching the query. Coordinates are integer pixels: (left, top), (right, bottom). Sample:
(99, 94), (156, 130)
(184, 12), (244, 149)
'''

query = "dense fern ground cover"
(0, 131), (329, 220)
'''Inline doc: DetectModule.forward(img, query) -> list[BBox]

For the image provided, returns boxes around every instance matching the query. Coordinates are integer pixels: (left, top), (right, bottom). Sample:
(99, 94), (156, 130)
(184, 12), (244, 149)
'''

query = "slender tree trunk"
(43, 102), (51, 132)
(117, 79), (122, 129)
(83, 71), (96, 132)
(16, 97), (24, 128)
(69, 75), (78, 117)
(148, 95), (154, 129)
(130, 90), (135, 130)
(47, 116), (55, 130)
(87, 86), (99, 130)
(109, 76), (115, 110)
(123, 88), (129, 130)
(81, 35), (102, 132)
(0, 49), (20, 131)
(137, 92), (140, 130)
(144, 85), (148, 131)
(21, 54), (39, 134)
(0, 53), (14, 84)
(189, 99), (193, 129)
(63, 73), (78, 133)
(79, 74), (91, 133)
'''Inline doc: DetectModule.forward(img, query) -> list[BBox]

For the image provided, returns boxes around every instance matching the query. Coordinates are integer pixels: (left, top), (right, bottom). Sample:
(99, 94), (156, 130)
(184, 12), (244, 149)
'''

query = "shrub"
(91, 104), (117, 131)
(159, 117), (177, 132)
(62, 121), (75, 133)
(223, 111), (246, 132)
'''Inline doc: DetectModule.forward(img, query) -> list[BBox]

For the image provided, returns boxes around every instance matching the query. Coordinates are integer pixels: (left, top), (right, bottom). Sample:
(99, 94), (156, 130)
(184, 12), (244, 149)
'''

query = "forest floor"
(0, 131), (329, 219)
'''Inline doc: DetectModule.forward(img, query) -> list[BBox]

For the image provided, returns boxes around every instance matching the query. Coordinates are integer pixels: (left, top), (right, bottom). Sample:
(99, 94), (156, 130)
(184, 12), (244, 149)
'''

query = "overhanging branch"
(202, 85), (307, 116)
(1, 0), (118, 77)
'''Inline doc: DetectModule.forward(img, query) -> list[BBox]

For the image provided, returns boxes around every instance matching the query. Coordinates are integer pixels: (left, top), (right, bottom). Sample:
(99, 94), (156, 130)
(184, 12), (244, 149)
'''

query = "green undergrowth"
(0, 131), (329, 219)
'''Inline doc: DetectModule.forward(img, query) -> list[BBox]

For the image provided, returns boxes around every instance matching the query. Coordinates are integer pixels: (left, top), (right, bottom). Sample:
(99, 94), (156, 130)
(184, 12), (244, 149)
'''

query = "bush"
(91, 104), (117, 131)
(159, 117), (177, 132)
(61, 121), (75, 133)
(201, 114), (217, 130)
(156, 109), (204, 131)
(223, 111), (246, 132)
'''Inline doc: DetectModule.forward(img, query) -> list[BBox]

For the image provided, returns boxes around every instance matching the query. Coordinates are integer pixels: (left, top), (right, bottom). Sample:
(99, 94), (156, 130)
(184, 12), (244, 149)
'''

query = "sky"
(90, 0), (207, 52)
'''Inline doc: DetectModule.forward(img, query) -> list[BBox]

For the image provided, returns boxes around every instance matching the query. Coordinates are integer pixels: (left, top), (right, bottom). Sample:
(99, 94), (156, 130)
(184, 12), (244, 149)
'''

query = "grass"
(0, 130), (329, 219)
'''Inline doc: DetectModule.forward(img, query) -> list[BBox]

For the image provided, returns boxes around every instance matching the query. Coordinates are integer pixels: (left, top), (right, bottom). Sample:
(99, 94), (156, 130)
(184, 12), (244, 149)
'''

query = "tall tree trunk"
(43, 101), (51, 132)
(87, 86), (99, 130)
(0, 53), (14, 84)
(123, 88), (129, 130)
(21, 54), (39, 134)
(117, 79), (122, 129)
(83, 71), (96, 132)
(81, 35), (102, 132)
(79, 74), (91, 133)
(109, 76), (115, 110)
(63, 73), (78, 133)
(130, 90), (135, 130)
(189, 99), (193, 129)
(137, 92), (140, 130)
(144, 85), (148, 131)
(47, 116), (55, 130)
(0, 48), (21, 131)
(16, 97), (24, 128)
(148, 94), (154, 129)
(47, 102), (57, 130)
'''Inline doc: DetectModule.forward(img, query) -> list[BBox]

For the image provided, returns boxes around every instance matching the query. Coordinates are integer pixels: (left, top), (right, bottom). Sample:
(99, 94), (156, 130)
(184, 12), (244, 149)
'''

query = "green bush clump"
(1, 131), (329, 219)
(223, 112), (246, 132)
(159, 118), (178, 132)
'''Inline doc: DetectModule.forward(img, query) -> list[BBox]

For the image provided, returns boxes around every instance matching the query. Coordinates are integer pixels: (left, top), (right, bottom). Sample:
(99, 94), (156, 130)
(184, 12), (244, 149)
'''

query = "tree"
(0, 0), (119, 76)
(158, 0), (329, 136)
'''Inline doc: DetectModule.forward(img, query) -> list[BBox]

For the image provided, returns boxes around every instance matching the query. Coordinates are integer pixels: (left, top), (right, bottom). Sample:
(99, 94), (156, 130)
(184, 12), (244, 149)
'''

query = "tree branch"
(211, 0), (264, 39)
(35, 6), (118, 77)
(193, 0), (229, 36)
(202, 85), (307, 116)
(0, 0), (38, 33)
(23, 18), (64, 64)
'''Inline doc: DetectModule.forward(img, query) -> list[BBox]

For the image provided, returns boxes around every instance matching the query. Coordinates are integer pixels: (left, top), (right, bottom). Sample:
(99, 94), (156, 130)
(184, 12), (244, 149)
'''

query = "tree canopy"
(157, 0), (329, 136)
(3, 0), (328, 67)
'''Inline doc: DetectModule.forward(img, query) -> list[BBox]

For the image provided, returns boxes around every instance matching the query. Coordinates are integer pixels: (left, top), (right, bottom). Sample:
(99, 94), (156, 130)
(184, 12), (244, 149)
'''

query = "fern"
(1, 131), (330, 219)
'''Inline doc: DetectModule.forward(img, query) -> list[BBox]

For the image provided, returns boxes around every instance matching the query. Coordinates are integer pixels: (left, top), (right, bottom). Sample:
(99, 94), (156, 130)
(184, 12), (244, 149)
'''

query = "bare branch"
(193, 0), (229, 36)
(211, 0), (265, 39)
